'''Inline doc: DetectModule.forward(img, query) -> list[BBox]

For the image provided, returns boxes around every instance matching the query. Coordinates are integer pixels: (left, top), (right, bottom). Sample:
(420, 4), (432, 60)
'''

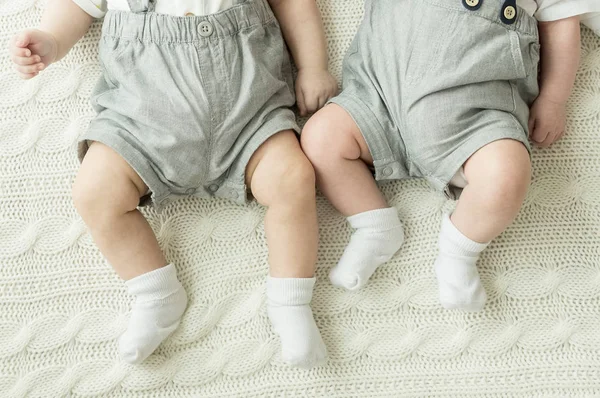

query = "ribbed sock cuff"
(347, 207), (401, 230)
(125, 264), (182, 299)
(439, 214), (489, 255)
(266, 276), (316, 306)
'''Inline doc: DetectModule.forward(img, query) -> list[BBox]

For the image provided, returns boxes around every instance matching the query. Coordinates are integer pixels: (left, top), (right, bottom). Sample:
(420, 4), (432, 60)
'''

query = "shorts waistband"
(421, 0), (538, 38)
(102, 0), (276, 43)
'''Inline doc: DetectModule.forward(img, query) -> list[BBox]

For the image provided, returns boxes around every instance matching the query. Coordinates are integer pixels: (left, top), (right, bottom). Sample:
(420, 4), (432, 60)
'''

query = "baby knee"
(467, 141), (531, 208)
(72, 176), (100, 220)
(276, 154), (316, 202)
(492, 145), (531, 200)
(72, 170), (140, 224)
(300, 113), (332, 162)
(493, 168), (531, 211)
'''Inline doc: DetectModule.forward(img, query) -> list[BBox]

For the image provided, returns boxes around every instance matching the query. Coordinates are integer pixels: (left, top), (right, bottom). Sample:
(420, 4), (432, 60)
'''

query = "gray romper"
(329, 0), (540, 197)
(79, 0), (299, 206)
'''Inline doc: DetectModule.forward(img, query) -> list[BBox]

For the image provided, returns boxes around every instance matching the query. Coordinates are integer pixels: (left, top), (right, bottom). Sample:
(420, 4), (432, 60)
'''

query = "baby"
(9, 0), (337, 366)
(302, 0), (599, 310)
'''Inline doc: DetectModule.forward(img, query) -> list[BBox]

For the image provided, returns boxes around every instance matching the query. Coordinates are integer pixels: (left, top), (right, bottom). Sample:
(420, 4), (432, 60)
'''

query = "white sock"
(266, 276), (327, 368)
(329, 207), (404, 291)
(434, 214), (489, 311)
(118, 264), (188, 364)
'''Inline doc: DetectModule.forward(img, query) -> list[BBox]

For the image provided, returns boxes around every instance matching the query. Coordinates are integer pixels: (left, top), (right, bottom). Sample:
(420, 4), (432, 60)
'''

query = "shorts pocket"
(508, 30), (541, 81)
(247, 20), (288, 82)
(98, 36), (134, 89)
(523, 39), (541, 77)
(514, 36), (541, 106)
(508, 30), (528, 80)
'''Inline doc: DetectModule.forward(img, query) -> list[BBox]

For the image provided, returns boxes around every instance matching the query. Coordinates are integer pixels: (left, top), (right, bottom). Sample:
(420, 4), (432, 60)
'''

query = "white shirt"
(72, 0), (235, 18)
(520, 0), (600, 34)
(518, 0), (599, 21)
(72, 0), (600, 34)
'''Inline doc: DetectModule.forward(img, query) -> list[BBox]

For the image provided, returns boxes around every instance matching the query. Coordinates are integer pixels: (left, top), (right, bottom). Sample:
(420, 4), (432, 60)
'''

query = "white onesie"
(519, 0), (600, 33)
(74, 0), (600, 33)
(73, 0), (235, 18)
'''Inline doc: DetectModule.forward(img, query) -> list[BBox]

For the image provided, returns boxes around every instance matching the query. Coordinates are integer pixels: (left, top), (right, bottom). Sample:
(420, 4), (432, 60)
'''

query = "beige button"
(504, 6), (516, 20)
(185, 12), (195, 16)
(465, 0), (479, 7)
(198, 21), (214, 37)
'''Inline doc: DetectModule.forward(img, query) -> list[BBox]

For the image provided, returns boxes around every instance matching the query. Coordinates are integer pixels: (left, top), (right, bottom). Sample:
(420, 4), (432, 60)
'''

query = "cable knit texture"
(1, 0), (600, 396)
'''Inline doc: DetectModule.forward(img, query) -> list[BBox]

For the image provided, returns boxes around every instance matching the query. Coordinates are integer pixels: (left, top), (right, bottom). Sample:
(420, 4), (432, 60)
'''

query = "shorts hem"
(328, 95), (396, 165)
(224, 114), (299, 205)
(328, 95), (411, 181)
(78, 130), (171, 208)
(427, 129), (531, 193)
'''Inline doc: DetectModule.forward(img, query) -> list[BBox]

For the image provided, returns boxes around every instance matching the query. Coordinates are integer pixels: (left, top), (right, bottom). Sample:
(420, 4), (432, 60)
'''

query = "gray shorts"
(330, 0), (540, 196)
(79, 0), (298, 206)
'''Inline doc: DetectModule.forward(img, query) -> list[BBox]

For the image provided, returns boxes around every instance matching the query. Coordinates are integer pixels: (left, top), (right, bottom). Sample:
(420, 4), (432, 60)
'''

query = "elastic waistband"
(422, 0), (539, 38)
(102, 0), (276, 43)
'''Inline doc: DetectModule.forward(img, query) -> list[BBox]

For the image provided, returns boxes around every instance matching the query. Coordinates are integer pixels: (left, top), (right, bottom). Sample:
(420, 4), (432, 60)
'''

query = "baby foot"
(329, 207), (404, 290)
(266, 276), (327, 368)
(118, 264), (188, 363)
(434, 214), (489, 311)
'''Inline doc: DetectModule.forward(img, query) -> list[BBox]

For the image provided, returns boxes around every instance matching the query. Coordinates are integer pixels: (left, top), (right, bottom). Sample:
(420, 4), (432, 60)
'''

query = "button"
(208, 184), (219, 192)
(462, 0), (482, 10)
(230, 191), (239, 200)
(382, 167), (393, 177)
(503, 6), (516, 20)
(501, 1), (517, 24)
(185, 12), (195, 16)
(198, 21), (214, 37)
(185, 188), (196, 195)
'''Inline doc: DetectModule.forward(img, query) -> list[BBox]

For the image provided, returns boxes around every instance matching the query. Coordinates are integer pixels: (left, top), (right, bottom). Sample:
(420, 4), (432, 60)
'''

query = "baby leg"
(435, 139), (531, 311)
(73, 142), (187, 363)
(246, 131), (325, 368)
(301, 104), (404, 290)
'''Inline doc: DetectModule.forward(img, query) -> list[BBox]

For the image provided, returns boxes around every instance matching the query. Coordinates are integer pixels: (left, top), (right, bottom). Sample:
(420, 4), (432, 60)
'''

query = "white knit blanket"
(1, 1), (600, 396)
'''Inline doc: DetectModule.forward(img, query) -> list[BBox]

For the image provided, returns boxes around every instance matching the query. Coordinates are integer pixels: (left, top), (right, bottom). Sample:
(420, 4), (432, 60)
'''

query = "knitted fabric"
(1, 0), (600, 396)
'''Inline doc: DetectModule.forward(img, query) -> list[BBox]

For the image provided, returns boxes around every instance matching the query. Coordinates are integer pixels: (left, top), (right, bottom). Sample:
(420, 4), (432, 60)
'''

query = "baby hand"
(9, 29), (58, 79)
(295, 68), (338, 117)
(528, 95), (567, 148)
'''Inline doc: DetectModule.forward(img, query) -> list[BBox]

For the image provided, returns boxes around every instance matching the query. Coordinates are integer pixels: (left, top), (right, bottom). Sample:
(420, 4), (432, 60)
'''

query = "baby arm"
(9, 0), (93, 79)
(529, 16), (581, 147)
(268, 0), (338, 116)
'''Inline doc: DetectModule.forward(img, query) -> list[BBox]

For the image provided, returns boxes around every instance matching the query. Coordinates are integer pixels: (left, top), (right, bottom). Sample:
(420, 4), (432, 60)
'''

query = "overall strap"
(461, 0), (518, 25)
